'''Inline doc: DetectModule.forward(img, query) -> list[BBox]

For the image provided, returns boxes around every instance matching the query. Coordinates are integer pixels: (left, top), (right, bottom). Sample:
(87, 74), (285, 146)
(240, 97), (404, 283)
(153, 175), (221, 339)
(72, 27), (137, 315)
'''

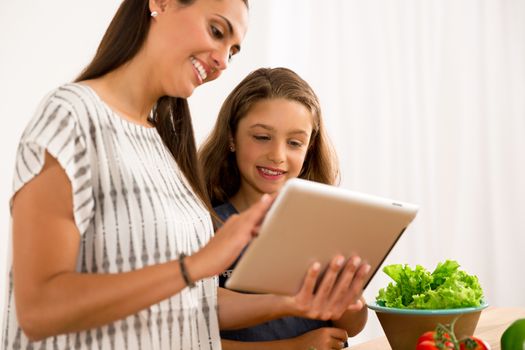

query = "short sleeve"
(12, 92), (94, 235)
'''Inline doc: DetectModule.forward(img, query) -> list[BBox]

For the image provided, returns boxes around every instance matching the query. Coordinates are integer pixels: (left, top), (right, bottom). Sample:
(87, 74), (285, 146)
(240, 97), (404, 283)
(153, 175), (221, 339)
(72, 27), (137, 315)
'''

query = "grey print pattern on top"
(2, 83), (221, 349)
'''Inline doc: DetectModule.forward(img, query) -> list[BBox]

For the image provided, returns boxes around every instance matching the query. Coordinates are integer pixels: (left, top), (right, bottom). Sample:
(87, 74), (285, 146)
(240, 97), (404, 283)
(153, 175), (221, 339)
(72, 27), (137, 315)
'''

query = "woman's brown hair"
(76, 0), (248, 208)
(199, 67), (339, 206)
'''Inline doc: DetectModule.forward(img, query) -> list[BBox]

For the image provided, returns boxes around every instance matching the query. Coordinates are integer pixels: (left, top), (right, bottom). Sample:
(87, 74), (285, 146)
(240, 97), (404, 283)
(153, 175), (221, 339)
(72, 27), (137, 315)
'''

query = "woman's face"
(148, 0), (248, 98)
(233, 98), (314, 200)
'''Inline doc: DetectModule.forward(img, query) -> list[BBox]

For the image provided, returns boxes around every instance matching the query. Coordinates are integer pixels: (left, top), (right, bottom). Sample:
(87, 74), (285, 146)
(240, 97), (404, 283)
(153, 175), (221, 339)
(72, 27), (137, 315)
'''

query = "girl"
(200, 67), (369, 350)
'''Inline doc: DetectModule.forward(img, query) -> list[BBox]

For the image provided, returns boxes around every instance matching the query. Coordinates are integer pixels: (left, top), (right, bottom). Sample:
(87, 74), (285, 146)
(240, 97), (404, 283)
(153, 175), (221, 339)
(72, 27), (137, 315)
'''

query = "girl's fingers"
(329, 327), (349, 342)
(330, 339), (347, 350)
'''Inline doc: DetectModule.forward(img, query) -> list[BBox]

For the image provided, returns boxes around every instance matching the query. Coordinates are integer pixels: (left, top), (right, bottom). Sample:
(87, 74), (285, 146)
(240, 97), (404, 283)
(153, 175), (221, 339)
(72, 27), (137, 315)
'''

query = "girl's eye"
(289, 140), (304, 148)
(211, 25), (224, 39)
(253, 135), (270, 141)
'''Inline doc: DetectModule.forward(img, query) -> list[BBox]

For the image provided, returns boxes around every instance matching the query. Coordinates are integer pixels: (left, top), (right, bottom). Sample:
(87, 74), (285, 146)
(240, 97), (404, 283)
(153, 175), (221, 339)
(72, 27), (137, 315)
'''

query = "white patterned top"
(2, 83), (220, 350)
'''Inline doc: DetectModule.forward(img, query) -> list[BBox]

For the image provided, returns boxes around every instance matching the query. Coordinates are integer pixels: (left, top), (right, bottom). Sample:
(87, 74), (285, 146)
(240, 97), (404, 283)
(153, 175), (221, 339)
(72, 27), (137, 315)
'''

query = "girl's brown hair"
(199, 67), (339, 206)
(76, 0), (248, 207)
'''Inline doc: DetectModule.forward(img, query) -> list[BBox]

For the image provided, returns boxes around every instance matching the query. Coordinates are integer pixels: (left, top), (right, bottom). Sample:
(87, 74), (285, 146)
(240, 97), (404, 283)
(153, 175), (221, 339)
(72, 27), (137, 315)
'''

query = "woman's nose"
(211, 46), (229, 71)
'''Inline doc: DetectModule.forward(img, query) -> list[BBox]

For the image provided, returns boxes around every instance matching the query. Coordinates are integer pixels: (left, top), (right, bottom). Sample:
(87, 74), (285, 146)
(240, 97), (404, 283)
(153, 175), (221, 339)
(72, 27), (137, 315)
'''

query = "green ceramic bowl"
(367, 301), (489, 350)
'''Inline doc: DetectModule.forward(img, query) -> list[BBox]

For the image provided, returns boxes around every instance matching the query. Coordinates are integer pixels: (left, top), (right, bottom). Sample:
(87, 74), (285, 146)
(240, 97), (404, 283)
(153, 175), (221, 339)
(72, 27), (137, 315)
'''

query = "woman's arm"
(12, 152), (272, 341)
(217, 287), (293, 330)
(218, 256), (370, 330)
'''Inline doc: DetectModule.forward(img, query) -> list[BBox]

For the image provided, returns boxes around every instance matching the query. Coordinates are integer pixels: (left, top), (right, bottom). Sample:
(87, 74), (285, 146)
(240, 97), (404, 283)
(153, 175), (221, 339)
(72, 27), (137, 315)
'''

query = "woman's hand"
(291, 327), (348, 350)
(187, 194), (274, 280)
(290, 255), (370, 321)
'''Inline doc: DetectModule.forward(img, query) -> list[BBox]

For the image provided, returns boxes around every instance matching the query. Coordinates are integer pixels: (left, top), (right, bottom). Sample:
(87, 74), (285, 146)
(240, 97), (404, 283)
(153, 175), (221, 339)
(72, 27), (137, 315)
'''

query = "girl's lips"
(256, 166), (286, 180)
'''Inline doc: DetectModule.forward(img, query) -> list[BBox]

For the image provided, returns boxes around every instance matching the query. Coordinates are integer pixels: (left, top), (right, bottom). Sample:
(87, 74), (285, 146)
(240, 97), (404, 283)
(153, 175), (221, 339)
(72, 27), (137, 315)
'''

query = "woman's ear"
(149, 0), (168, 14)
(229, 135), (236, 152)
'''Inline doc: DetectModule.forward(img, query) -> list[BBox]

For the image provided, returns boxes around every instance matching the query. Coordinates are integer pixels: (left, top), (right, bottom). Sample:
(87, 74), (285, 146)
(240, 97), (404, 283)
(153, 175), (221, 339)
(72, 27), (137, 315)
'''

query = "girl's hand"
(292, 327), (348, 350)
(290, 255), (370, 321)
(187, 194), (275, 280)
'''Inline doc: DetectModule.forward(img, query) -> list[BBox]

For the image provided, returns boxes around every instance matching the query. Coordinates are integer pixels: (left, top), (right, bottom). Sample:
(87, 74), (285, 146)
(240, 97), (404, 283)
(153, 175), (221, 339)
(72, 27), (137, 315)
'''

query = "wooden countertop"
(349, 307), (525, 350)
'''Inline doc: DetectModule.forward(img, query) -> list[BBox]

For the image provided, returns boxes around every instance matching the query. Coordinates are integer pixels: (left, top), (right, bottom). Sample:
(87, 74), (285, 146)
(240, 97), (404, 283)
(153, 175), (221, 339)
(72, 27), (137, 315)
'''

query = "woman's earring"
(151, 11), (159, 18)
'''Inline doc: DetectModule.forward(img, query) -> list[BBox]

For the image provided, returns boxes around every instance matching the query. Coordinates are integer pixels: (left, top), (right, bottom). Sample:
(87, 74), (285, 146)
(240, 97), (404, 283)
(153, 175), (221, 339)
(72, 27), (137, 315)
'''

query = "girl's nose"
(268, 144), (285, 164)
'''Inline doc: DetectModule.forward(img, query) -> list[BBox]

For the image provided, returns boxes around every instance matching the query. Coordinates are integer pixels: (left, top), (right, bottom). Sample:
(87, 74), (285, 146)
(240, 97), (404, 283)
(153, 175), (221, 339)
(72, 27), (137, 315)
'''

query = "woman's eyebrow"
(216, 14), (241, 52)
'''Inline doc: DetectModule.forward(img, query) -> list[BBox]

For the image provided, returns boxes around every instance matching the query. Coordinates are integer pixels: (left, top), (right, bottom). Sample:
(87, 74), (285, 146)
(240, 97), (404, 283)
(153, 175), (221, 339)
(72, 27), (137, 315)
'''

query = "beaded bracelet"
(178, 253), (196, 288)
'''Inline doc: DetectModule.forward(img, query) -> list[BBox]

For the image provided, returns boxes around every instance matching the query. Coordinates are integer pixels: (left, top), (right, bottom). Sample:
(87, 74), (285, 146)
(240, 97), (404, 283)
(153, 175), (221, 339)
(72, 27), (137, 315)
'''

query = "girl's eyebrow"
(215, 14), (242, 53)
(250, 124), (309, 136)
(288, 130), (309, 136)
(249, 123), (274, 131)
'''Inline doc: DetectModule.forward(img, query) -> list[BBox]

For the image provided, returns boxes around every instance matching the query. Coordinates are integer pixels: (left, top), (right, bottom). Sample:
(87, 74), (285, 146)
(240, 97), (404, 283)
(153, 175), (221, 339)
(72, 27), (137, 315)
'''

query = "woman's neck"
(82, 53), (161, 127)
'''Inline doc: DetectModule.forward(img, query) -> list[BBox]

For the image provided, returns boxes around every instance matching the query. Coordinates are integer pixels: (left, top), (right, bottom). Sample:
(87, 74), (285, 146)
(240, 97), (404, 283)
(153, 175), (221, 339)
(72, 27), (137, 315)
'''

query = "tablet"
(225, 178), (419, 295)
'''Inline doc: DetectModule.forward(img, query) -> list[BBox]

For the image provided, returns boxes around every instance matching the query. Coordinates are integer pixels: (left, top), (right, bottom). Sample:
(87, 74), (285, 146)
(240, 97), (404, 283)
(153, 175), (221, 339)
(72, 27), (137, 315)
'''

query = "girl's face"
(148, 0), (248, 98)
(233, 98), (314, 201)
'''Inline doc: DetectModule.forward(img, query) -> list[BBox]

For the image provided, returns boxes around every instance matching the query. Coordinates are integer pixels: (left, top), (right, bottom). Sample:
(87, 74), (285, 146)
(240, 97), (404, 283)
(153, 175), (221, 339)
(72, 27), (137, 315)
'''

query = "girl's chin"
(256, 184), (282, 195)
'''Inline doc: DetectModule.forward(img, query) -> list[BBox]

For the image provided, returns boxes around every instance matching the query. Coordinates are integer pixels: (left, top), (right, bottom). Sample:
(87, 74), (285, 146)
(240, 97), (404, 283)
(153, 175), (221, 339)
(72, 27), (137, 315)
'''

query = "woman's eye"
(211, 25), (224, 39)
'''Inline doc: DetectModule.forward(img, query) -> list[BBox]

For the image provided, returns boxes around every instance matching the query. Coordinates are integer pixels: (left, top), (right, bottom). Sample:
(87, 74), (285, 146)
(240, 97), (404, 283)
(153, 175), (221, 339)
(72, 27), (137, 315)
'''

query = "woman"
(200, 68), (369, 350)
(3, 1), (256, 349)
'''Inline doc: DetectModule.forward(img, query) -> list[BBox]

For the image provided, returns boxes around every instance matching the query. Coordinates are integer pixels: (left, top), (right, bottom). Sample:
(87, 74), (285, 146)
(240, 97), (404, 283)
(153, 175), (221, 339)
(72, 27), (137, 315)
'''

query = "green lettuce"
(376, 260), (484, 309)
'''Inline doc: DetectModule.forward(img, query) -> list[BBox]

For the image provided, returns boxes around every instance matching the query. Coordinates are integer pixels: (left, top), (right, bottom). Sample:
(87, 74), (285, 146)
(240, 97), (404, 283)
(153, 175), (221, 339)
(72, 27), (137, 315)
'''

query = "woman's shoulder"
(18, 83), (102, 147)
(24, 82), (106, 137)
(39, 82), (100, 113)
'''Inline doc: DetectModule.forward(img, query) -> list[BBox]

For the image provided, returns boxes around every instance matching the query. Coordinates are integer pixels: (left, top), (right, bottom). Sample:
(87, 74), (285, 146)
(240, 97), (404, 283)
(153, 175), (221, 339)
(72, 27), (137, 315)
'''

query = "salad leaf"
(376, 260), (484, 309)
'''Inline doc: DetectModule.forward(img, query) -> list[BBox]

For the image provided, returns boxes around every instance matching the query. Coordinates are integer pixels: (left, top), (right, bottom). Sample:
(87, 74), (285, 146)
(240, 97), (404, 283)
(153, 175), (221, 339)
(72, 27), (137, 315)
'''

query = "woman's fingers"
(311, 255), (346, 318)
(325, 256), (362, 315)
(346, 297), (364, 312)
(294, 261), (321, 308)
(242, 193), (275, 232)
(338, 263), (370, 312)
(307, 255), (371, 320)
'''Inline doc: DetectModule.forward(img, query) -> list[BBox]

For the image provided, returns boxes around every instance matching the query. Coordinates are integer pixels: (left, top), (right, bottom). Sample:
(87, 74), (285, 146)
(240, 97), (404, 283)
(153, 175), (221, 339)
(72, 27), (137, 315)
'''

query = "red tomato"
(416, 340), (440, 350)
(417, 331), (437, 343)
(459, 336), (490, 350)
(417, 331), (452, 343)
(416, 340), (455, 350)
